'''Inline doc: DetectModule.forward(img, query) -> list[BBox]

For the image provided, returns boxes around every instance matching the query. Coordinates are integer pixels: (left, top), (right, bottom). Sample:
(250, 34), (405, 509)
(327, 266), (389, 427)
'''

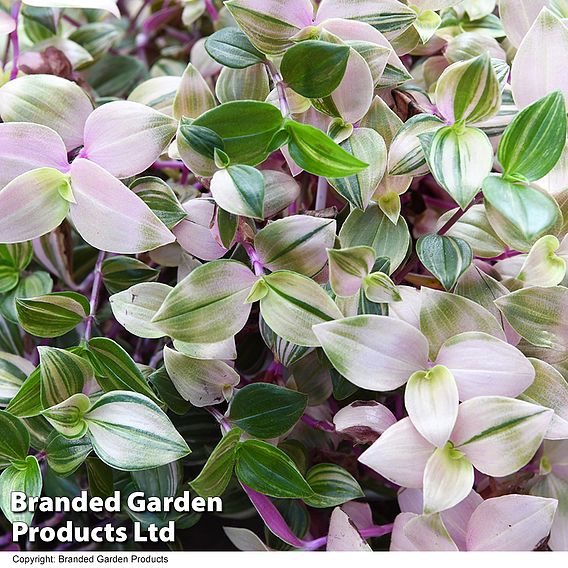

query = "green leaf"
(229, 384), (308, 439)
(304, 463), (364, 508)
(483, 175), (562, 244)
(131, 462), (182, 501)
(0, 242), (33, 293)
(259, 271), (343, 347)
(235, 440), (314, 499)
(84, 391), (191, 472)
(328, 246), (376, 298)
(152, 260), (257, 344)
(281, 40), (350, 99)
(0, 353), (31, 407)
(46, 433), (92, 477)
(6, 367), (43, 419)
(38, 346), (93, 408)
(217, 208), (239, 249)
(190, 101), (284, 167)
(0, 455), (42, 525)
(284, 120), (369, 178)
(86, 337), (158, 402)
(339, 204), (411, 273)
(417, 234), (473, 291)
(41, 393), (90, 439)
(190, 428), (242, 498)
(86, 457), (114, 499)
(86, 54), (147, 98)
(16, 291), (89, 338)
(131, 176), (187, 230)
(498, 91), (567, 182)
(210, 165), (266, 220)
(1, 271), (53, 324)
(0, 410), (30, 468)
(102, 256), (160, 295)
(205, 28), (265, 69)
(259, 318), (312, 368)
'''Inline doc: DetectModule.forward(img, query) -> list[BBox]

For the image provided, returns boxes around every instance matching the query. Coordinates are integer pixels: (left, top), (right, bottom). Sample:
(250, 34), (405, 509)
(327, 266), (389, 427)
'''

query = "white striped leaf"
(452, 397), (553, 477)
(0, 74), (93, 151)
(511, 9), (568, 109)
(423, 125), (493, 209)
(152, 260), (257, 344)
(0, 410), (30, 466)
(0, 456), (42, 525)
(414, 9), (442, 43)
(0, 353), (32, 407)
(520, 359), (568, 440)
(435, 54), (501, 124)
(259, 317), (312, 367)
(498, 91), (567, 182)
(210, 165), (265, 220)
(84, 391), (190, 471)
(328, 128), (387, 210)
(362, 272), (402, 303)
(0, 168), (70, 244)
(110, 283), (172, 340)
(41, 393), (90, 439)
(416, 234), (473, 291)
(173, 63), (216, 121)
(328, 246), (376, 297)
(38, 346), (93, 408)
(127, 76), (181, 117)
(388, 114), (444, 177)
(405, 365), (459, 448)
(163, 347), (240, 407)
(259, 271), (343, 347)
(314, 315), (429, 391)
(423, 443), (474, 514)
(304, 463), (364, 508)
(255, 216), (336, 278)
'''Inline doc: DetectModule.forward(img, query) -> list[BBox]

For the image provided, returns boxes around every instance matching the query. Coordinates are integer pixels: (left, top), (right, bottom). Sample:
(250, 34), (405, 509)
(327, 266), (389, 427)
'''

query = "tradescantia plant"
(1, 0), (568, 555)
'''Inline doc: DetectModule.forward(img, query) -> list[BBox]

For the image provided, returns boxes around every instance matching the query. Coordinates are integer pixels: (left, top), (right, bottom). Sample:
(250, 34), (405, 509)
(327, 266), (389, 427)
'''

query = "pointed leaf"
(205, 27), (266, 68)
(328, 246), (376, 297)
(333, 400), (397, 443)
(326, 507), (372, 551)
(211, 165), (265, 220)
(41, 393), (90, 439)
(314, 315), (429, 391)
(403, 513), (459, 551)
(173, 63), (216, 121)
(0, 411), (30, 466)
(0, 456), (42, 526)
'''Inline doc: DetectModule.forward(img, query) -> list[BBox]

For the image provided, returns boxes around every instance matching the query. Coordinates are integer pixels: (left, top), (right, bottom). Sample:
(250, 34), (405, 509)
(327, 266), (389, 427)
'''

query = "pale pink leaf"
(466, 494), (558, 551)
(403, 513), (459, 551)
(499, 0), (548, 48)
(511, 8), (568, 109)
(0, 11), (16, 35)
(173, 198), (228, 261)
(390, 513), (420, 551)
(452, 396), (554, 477)
(435, 332), (536, 400)
(68, 159), (175, 254)
(326, 508), (372, 551)
(333, 400), (397, 443)
(82, 101), (177, 178)
(0, 123), (68, 189)
(315, 0), (415, 26)
(359, 417), (435, 488)
(22, 0), (120, 17)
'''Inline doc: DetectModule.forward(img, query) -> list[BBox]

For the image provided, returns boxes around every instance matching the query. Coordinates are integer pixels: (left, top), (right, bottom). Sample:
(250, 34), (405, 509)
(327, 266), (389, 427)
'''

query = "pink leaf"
(68, 159), (175, 254)
(0, 123), (68, 189)
(333, 400), (397, 443)
(82, 101), (178, 178)
(326, 508), (372, 551)
(466, 495), (558, 551)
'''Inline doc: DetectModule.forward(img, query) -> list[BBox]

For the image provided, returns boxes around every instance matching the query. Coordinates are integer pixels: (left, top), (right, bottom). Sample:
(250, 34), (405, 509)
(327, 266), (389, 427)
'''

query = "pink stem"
(204, 0), (219, 21)
(153, 160), (185, 170)
(315, 177), (328, 210)
(267, 63), (290, 117)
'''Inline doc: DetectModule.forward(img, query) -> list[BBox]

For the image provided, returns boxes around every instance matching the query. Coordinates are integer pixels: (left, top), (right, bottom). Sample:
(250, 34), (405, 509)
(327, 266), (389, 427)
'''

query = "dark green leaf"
(148, 366), (191, 416)
(416, 234), (473, 291)
(46, 433), (92, 477)
(0, 410), (30, 468)
(205, 28), (265, 69)
(235, 440), (314, 499)
(217, 208), (239, 249)
(304, 463), (364, 508)
(86, 458), (114, 499)
(229, 384), (307, 438)
(281, 41), (350, 98)
(86, 54), (147, 98)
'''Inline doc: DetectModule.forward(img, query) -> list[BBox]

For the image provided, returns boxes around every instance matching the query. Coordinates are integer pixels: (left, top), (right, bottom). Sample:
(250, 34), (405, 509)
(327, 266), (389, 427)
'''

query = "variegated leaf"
(173, 63), (216, 120)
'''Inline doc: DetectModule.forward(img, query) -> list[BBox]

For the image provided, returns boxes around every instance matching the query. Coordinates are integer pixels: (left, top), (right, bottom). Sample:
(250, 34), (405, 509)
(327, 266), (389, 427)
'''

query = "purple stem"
(267, 63), (290, 117)
(153, 160), (185, 170)
(9, 2), (21, 81)
(84, 251), (106, 341)
(238, 235), (264, 276)
(302, 414), (335, 432)
(204, 0), (219, 21)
